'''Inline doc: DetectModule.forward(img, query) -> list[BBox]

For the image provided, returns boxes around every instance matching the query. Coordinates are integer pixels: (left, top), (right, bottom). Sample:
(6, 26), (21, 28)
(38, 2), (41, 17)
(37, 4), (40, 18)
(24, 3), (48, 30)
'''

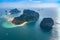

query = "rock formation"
(9, 8), (20, 14)
(11, 9), (39, 25)
(40, 18), (54, 32)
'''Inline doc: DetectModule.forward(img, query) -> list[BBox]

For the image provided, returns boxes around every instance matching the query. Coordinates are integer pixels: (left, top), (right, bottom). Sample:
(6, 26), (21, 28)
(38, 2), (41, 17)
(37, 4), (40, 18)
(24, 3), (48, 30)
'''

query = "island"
(11, 9), (39, 26)
(40, 18), (54, 32)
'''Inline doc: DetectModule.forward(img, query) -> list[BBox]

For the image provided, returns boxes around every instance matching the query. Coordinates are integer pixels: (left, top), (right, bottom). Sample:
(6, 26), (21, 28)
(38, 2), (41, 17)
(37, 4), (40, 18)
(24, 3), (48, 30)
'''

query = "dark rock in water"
(9, 8), (20, 14)
(40, 18), (54, 32)
(12, 9), (39, 25)
(12, 15), (25, 25)
(23, 9), (39, 22)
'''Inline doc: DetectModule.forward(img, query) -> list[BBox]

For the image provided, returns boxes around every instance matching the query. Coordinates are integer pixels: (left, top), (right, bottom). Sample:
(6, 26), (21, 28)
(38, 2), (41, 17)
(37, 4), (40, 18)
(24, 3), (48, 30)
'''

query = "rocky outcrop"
(40, 18), (54, 32)
(9, 8), (20, 14)
(11, 9), (39, 25)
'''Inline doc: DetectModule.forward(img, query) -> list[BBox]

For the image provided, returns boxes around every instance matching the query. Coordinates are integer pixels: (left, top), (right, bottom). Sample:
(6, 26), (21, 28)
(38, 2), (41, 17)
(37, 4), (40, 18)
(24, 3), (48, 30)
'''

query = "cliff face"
(11, 9), (39, 25)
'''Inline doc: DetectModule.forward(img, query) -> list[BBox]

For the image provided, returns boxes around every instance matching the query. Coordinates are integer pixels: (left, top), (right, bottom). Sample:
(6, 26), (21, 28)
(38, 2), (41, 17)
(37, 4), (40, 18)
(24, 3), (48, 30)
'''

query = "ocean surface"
(0, 8), (59, 40)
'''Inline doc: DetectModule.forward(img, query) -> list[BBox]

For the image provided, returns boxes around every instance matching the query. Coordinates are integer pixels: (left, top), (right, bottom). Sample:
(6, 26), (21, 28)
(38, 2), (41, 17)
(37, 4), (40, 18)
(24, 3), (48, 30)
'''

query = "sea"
(0, 8), (59, 40)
